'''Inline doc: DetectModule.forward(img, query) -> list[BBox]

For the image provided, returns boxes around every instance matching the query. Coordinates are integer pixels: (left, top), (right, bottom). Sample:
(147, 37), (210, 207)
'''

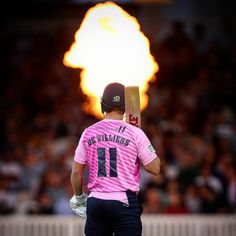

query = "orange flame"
(63, 1), (158, 118)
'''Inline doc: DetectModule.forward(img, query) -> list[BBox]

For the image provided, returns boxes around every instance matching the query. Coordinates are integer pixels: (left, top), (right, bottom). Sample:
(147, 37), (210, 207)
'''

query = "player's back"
(81, 119), (141, 193)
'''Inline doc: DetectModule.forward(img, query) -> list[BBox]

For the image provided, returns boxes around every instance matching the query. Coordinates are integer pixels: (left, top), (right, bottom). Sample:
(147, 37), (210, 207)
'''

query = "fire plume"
(64, 1), (158, 118)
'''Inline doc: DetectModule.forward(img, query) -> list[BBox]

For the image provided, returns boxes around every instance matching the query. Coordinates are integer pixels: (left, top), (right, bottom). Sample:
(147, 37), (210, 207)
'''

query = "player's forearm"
(71, 162), (86, 196)
(71, 170), (84, 196)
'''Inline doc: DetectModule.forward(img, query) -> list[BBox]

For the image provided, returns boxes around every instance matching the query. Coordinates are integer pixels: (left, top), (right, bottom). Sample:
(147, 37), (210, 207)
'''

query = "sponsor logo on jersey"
(147, 144), (156, 154)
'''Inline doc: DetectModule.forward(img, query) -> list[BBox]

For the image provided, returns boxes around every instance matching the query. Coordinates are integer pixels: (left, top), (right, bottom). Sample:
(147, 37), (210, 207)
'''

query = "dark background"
(0, 0), (236, 215)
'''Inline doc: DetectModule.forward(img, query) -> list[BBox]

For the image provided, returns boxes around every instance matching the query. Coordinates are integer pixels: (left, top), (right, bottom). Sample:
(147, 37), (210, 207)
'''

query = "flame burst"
(64, 1), (158, 118)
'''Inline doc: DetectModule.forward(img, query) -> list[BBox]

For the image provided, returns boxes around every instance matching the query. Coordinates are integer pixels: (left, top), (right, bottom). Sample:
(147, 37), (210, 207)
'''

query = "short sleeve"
(74, 130), (87, 164)
(136, 129), (157, 165)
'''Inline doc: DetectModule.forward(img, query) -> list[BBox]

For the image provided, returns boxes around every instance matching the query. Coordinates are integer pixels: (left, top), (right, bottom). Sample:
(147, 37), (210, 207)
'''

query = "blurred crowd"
(1, 19), (236, 215)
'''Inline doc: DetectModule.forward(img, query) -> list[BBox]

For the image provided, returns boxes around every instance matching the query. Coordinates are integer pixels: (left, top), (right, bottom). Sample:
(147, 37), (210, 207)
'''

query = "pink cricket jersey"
(74, 119), (157, 203)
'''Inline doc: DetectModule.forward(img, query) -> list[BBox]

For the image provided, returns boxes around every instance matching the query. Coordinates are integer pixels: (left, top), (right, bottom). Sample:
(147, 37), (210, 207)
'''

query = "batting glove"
(70, 193), (88, 217)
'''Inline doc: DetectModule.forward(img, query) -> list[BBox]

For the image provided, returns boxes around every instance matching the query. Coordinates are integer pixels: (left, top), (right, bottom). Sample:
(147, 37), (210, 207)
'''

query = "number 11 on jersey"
(97, 147), (117, 177)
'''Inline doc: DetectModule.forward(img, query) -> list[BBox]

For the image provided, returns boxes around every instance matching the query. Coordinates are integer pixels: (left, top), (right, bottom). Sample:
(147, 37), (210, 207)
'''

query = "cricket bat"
(125, 86), (141, 128)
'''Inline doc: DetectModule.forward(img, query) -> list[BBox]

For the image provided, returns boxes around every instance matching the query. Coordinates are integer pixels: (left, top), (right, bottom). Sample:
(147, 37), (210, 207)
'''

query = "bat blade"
(125, 86), (141, 128)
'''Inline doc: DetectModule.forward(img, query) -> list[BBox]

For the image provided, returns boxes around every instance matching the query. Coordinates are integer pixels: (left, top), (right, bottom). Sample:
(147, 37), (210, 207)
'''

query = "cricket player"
(70, 82), (161, 236)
